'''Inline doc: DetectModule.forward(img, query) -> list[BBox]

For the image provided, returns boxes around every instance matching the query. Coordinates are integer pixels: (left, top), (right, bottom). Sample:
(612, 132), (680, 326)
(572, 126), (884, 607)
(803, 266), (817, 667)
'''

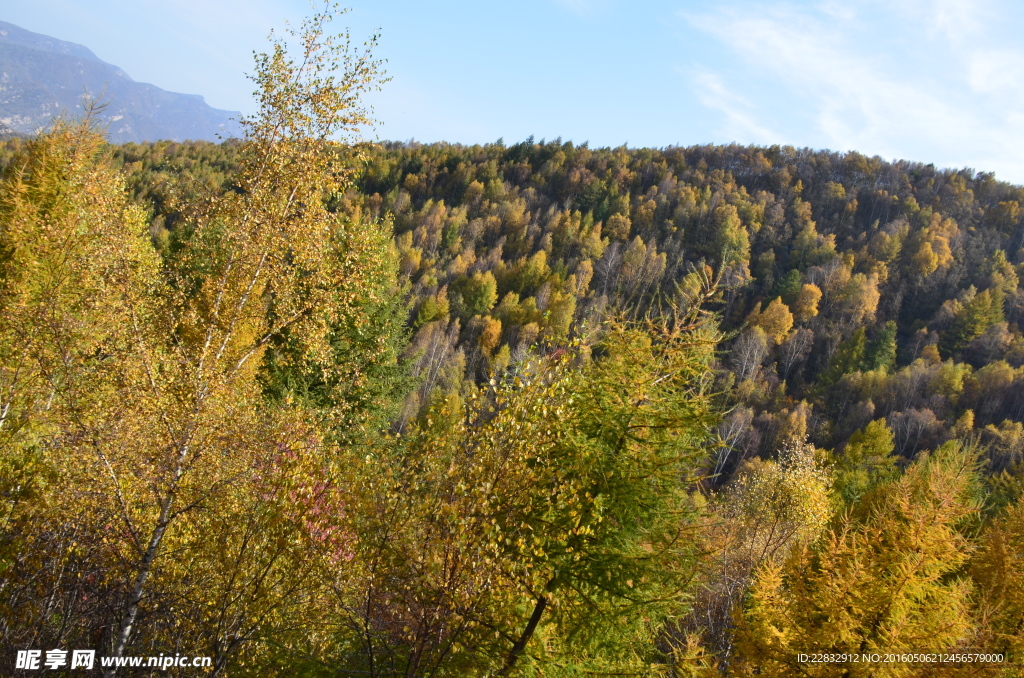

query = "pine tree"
(820, 327), (868, 387)
(943, 288), (1005, 356)
(865, 321), (898, 373)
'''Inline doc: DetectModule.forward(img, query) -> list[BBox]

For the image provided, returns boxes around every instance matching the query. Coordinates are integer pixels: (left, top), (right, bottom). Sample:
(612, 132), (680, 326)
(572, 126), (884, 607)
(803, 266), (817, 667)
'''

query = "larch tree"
(973, 496), (1024, 668)
(731, 442), (984, 678)
(0, 113), (163, 665)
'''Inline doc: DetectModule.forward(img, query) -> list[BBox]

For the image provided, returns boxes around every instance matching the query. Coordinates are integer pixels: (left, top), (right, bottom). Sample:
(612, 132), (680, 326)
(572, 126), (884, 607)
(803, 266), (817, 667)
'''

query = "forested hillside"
(3, 9), (1024, 676)
(44, 134), (1023, 477)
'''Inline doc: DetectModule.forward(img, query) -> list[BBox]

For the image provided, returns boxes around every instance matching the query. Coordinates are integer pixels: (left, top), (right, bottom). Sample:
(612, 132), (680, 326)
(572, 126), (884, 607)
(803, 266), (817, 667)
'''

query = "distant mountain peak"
(0, 20), (106, 65)
(0, 21), (241, 143)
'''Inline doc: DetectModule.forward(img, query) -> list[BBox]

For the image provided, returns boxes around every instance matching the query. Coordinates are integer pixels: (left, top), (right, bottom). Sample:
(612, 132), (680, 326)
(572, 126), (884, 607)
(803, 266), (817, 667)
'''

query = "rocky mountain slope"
(0, 20), (241, 142)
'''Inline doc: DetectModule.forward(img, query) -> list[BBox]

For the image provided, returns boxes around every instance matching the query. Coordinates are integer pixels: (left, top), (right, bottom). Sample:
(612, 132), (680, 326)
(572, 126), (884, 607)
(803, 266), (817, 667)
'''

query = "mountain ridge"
(0, 20), (242, 143)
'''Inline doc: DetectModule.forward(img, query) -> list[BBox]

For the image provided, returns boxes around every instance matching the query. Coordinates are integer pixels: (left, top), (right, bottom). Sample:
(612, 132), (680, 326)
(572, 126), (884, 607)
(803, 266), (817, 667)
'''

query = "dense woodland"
(86, 133), (1024, 472)
(3, 9), (1024, 678)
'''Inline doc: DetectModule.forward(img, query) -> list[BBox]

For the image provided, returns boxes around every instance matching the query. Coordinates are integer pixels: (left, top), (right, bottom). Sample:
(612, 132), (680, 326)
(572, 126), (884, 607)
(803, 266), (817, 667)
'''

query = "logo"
(16, 650), (94, 670)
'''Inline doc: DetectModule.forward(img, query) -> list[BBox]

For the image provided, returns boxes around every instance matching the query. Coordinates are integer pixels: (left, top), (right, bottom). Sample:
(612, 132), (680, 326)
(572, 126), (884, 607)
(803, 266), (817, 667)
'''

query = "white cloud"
(896, 0), (991, 43)
(969, 49), (1024, 99)
(682, 0), (1024, 183)
(817, 1), (857, 21)
(691, 71), (778, 143)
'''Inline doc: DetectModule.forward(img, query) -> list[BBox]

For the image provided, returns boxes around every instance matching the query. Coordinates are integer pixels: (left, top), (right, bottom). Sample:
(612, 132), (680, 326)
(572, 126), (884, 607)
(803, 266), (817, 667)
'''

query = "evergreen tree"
(832, 419), (898, 506)
(943, 288), (1005, 356)
(820, 327), (868, 387)
(773, 269), (802, 306)
(865, 320), (898, 373)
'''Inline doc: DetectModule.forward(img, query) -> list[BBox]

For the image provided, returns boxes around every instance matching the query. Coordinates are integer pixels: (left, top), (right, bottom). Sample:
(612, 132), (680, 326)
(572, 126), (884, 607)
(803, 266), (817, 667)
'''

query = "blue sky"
(5, 0), (1024, 183)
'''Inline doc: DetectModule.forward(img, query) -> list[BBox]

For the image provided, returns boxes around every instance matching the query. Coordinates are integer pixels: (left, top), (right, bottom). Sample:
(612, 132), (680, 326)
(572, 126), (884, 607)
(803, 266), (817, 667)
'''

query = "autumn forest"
(2, 7), (1024, 677)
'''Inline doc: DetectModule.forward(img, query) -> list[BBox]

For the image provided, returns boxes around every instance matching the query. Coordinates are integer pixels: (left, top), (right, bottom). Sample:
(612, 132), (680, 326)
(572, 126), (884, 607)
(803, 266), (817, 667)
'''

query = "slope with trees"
(3, 8), (1024, 676)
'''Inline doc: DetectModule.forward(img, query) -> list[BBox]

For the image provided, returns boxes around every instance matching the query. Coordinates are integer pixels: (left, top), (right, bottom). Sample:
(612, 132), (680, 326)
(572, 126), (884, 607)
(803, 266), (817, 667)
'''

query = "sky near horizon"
(4, 0), (1024, 183)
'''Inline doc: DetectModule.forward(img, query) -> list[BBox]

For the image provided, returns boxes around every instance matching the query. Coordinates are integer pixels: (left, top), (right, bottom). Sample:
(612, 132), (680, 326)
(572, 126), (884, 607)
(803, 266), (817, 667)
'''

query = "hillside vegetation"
(2, 8), (1024, 676)
(76, 133), (1024, 474)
